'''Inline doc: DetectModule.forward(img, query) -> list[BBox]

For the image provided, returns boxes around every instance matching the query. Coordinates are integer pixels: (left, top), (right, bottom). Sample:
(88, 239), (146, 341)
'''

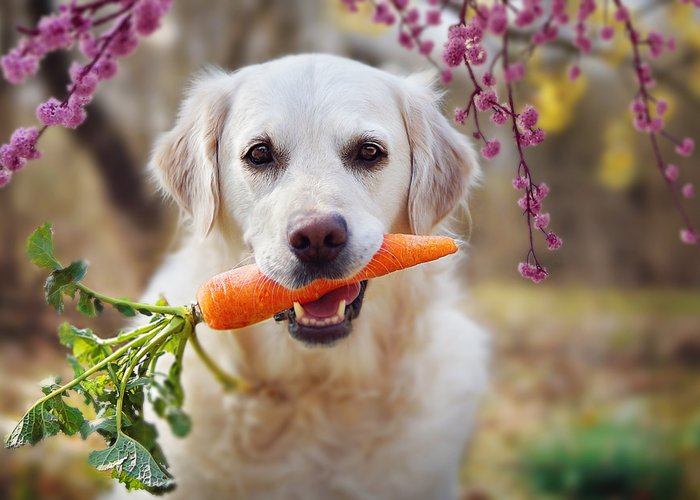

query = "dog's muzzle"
(274, 280), (368, 346)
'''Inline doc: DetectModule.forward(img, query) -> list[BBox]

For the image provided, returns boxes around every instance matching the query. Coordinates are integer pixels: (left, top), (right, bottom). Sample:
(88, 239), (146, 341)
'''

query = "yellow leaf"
(598, 118), (637, 190)
(326, 1), (389, 36)
(528, 67), (588, 133)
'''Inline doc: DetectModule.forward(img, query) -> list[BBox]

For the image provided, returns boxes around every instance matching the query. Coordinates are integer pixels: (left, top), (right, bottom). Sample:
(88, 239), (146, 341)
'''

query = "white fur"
(109, 54), (489, 500)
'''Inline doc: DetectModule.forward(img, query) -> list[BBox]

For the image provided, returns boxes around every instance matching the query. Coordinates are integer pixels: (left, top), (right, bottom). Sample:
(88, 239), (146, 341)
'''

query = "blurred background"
(0, 0), (699, 498)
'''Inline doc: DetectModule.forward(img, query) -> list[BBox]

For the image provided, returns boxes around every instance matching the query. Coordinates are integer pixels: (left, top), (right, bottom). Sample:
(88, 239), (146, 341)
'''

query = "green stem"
(75, 282), (188, 317)
(24, 331), (155, 412)
(116, 317), (185, 431)
(102, 318), (168, 346)
(188, 330), (250, 392)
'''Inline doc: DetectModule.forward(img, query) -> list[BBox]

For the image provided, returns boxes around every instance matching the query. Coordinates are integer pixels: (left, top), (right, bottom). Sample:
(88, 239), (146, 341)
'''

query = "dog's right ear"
(150, 69), (236, 237)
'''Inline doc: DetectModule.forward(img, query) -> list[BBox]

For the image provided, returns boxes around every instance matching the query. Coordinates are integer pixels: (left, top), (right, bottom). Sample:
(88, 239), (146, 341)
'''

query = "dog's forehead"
(228, 56), (406, 144)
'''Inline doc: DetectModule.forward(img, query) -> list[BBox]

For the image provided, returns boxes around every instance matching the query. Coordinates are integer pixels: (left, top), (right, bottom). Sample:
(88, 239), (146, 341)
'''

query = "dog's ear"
(398, 73), (480, 235)
(150, 69), (235, 237)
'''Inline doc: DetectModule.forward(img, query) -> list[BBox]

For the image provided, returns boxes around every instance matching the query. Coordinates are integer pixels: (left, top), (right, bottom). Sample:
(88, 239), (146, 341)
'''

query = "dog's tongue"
(300, 283), (362, 318)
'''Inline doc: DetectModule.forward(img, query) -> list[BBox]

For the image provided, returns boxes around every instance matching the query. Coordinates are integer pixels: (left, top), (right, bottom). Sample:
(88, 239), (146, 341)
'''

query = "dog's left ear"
(398, 73), (480, 235)
(150, 69), (236, 237)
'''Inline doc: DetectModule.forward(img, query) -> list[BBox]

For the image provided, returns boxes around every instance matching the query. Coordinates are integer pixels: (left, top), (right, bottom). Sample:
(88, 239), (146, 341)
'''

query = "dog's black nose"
(287, 214), (347, 265)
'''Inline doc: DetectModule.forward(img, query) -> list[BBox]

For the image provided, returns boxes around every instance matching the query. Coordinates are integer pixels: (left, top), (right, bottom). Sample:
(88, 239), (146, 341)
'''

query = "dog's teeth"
(336, 300), (346, 318)
(293, 302), (305, 320)
(332, 315), (343, 324)
(309, 318), (317, 326)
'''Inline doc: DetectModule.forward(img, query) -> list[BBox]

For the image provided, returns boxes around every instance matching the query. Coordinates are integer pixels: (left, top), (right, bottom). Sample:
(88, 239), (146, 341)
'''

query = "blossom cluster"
(341, 0), (699, 282)
(0, 0), (174, 187)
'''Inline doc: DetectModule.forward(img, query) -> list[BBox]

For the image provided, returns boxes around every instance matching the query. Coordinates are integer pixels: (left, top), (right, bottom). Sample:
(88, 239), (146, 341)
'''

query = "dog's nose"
(287, 214), (347, 264)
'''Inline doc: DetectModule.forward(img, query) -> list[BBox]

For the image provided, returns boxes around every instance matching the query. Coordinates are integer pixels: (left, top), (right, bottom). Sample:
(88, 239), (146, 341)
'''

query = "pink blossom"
(647, 116), (664, 133)
(481, 71), (496, 88)
(37, 98), (65, 127)
(398, 31), (414, 50)
(62, 99), (87, 129)
(373, 3), (395, 24)
(552, 0), (567, 16)
(8, 127), (40, 160)
(530, 128), (546, 145)
(664, 164), (679, 181)
(94, 56), (118, 80)
(504, 62), (525, 83)
(682, 183), (694, 198)
(568, 65), (581, 81)
(534, 183), (549, 201)
(680, 228), (699, 244)
(475, 90), (498, 111)
(667, 36), (677, 51)
(78, 32), (100, 59)
(393, 0), (409, 10)
(534, 213), (550, 229)
(637, 62), (654, 86)
(656, 99), (668, 116)
(442, 37), (466, 68)
(632, 114), (647, 132)
(405, 8), (420, 24)
(519, 262), (548, 283)
(419, 40), (434, 56)
(614, 6), (630, 22)
(440, 69), (453, 84)
(574, 35), (592, 54)
(518, 105), (539, 129)
(533, 25), (559, 44)
(577, 0), (596, 21)
(133, 0), (166, 36)
(108, 18), (139, 57)
(1, 50), (35, 84)
(0, 169), (11, 188)
(481, 139), (501, 160)
(647, 31), (664, 58)
(630, 99), (646, 114)
(426, 9), (441, 26)
(519, 132), (532, 147)
(513, 176), (529, 190)
(69, 63), (98, 98)
(37, 13), (74, 51)
(454, 108), (467, 125)
(487, 5), (508, 35)
(518, 195), (541, 214)
(600, 26), (615, 40)
(491, 108), (509, 126)
(546, 231), (562, 250)
(515, 10), (536, 28)
(676, 138), (695, 157)
(462, 20), (484, 43)
(0, 148), (26, 172)
(466, 45), (487, 65)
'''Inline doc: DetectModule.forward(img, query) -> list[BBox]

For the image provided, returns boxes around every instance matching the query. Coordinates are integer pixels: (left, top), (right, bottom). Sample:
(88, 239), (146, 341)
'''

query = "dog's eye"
(246, 144), (273, 165)
(357, 143), (382, 162)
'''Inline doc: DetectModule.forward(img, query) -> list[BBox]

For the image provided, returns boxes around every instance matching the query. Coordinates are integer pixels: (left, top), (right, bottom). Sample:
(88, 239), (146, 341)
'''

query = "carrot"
(196, 234), (458, 330)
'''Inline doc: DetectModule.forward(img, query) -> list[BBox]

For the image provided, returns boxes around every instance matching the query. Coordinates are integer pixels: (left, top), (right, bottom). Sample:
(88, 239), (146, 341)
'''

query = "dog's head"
(151, 54), (478, 346)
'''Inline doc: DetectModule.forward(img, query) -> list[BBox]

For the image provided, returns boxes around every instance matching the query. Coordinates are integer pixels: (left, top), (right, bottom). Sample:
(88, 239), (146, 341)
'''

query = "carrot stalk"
(196, 234), (458, 331)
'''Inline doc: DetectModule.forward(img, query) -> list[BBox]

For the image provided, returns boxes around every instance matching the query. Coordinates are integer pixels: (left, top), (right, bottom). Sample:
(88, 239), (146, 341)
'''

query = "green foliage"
(26, 222), (62, 270)
(522, 423), (683, 500)
(3, 224), (194, 493)
(88, 433), (174, 493)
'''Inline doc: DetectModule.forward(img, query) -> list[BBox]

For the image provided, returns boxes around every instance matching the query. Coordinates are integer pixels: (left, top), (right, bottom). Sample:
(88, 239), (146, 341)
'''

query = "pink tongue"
(300, 283), (362, 319)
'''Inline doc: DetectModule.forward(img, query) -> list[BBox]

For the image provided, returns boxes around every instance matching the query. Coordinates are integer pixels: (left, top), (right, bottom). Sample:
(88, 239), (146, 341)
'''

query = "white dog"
(114, 54), (489, 500)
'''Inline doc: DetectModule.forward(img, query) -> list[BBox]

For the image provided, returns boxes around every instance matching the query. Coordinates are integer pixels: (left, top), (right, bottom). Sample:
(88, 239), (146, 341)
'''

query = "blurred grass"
(461, 281), (700, 500)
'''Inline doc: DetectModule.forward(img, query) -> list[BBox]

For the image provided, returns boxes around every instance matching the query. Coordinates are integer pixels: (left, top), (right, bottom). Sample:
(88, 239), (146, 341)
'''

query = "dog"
(112, 54), (489, 500)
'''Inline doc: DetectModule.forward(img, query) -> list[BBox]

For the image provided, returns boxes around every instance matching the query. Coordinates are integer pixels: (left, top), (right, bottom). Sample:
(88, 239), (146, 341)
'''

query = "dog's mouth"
(273, 281), (368, 346)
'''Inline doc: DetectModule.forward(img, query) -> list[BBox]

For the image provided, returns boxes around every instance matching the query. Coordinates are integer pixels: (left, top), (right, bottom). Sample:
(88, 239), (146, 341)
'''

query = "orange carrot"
(196, 234), (458, 330)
